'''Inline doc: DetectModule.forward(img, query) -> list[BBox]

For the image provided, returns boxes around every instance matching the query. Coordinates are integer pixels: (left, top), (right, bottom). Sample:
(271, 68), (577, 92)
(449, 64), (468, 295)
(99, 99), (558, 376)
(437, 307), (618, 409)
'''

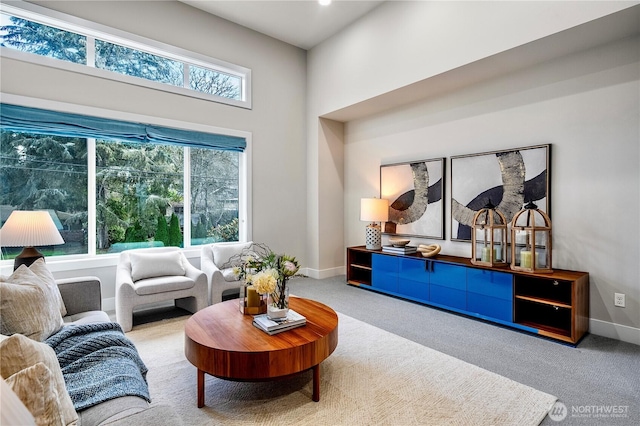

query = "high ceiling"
(179, 0), (384, 50)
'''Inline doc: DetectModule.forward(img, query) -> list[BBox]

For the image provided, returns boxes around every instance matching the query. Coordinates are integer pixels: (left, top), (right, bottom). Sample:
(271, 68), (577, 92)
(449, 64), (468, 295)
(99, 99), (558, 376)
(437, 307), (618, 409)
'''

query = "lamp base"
(13, 246), (44, 271)
(365, 223), (382, 250)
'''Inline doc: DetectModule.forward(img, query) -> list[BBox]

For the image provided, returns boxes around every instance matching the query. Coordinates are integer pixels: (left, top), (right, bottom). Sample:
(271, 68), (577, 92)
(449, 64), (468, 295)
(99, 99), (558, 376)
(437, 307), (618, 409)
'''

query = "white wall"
(0, 1), (308, 305)
(344, 35), (639, 338)
(307, 1), (640, 343)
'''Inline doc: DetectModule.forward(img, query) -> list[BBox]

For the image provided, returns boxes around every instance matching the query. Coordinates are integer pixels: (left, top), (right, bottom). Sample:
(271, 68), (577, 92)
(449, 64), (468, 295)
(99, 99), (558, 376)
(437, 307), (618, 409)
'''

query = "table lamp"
(360, 198), (389, 250)
(0, 210), (64, 270)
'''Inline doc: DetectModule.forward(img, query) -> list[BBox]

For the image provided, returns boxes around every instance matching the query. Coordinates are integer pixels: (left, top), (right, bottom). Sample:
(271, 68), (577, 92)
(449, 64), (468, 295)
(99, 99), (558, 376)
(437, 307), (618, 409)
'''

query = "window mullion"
(86, 36), (95, 67)
(87, 138), (97, 255)
(183, 63), (189, 89)
(183, 147), (191, 247)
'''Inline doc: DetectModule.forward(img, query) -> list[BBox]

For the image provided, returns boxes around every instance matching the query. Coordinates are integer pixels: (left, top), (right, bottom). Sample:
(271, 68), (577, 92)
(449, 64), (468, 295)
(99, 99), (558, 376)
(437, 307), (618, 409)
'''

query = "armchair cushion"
(221, 268), (238, 281)
(129, 251), (185, 282)
(211, 241), (253, 269)
(133, 276), (195, 296)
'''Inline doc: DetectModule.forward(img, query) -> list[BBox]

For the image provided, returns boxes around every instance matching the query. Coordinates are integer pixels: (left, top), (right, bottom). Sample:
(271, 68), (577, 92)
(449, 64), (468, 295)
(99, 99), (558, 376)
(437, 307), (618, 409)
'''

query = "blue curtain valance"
(0, 103), (246, 152)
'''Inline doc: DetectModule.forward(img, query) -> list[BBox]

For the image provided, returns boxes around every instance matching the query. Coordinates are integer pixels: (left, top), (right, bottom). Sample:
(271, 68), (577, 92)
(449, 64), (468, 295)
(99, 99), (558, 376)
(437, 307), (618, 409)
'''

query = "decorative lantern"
(510, 202), (553, 273)
(471, 202), (508, 268)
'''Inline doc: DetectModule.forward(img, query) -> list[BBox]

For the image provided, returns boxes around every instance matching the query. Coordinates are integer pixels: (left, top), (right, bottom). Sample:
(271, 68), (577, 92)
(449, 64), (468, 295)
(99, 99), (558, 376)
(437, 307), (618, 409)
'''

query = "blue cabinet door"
(466, 269), (513, 322)
(398, 258), (429, 301)
(466, 269), (512, 300)
(429, 262), (467, 309)
(429, 262), (466, 290)
(372, 254), (399, 292)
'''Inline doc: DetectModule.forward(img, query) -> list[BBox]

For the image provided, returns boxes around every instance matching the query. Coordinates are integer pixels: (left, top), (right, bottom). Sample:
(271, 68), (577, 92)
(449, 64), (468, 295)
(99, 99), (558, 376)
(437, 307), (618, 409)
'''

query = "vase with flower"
(232, 244), (300, 319)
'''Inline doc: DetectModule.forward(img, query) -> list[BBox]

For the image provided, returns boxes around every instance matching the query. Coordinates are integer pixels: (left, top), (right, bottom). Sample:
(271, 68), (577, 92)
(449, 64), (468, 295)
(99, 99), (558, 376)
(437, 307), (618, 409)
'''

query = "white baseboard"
(103, 297), (115, 313)
(302, 266), (344, 280)
(589, 318), (640, 346)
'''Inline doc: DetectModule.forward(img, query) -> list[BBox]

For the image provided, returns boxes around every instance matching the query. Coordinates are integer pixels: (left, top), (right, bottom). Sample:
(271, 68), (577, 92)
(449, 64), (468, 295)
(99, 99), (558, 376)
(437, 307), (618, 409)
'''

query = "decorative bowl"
(389, 238), (410, 247)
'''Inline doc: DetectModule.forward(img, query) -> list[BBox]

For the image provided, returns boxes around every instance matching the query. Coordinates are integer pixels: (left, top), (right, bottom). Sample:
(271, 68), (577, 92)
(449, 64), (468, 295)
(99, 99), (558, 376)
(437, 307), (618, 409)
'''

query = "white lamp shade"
(360, 198), (389, 222)
(0, 211), (64, 247)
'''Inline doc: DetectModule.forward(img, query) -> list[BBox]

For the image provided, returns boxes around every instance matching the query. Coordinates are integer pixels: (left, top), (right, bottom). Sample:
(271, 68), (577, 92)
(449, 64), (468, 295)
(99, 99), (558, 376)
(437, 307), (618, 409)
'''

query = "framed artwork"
(450, 144), (550, 242)
(380, 158), (445, 240)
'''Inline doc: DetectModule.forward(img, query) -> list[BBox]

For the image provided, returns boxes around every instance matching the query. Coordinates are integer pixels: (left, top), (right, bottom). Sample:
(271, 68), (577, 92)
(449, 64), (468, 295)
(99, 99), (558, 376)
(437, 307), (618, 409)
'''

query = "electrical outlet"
(614, 293), (626, 308)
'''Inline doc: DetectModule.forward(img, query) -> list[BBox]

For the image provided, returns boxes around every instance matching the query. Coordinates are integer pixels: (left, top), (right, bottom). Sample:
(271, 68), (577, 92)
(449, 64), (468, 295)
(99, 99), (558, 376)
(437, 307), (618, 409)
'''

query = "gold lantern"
(471, 202), (508, 268)
(510, 202), (553, 273)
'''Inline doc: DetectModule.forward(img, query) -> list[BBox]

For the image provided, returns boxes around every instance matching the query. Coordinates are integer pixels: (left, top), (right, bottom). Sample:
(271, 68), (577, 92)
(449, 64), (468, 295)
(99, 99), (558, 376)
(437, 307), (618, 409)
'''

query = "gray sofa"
(59, 276), (182, 426)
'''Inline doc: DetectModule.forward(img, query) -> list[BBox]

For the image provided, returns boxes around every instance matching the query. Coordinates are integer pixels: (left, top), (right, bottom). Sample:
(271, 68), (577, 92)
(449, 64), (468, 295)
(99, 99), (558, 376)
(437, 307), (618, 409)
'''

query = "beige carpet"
(126, 312), (556, 425)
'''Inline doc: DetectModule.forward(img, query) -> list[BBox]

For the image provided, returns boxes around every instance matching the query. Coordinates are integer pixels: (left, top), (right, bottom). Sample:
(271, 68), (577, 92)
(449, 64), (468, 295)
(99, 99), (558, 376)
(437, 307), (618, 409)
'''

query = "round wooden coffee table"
(184, 296), (338, 407)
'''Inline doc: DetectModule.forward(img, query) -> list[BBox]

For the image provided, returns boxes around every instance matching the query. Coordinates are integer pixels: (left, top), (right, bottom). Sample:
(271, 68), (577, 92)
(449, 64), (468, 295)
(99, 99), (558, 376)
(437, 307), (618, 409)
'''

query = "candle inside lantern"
(247, 286), (260, 307)
(520, 251), (533, 268)
(481, 247), (497, 262)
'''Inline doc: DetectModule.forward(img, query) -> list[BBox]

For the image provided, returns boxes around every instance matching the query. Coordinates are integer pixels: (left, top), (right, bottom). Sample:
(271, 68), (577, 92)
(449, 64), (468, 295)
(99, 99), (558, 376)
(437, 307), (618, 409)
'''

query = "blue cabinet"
(348, 246), (589, 344)
(371, 253), (511, 322)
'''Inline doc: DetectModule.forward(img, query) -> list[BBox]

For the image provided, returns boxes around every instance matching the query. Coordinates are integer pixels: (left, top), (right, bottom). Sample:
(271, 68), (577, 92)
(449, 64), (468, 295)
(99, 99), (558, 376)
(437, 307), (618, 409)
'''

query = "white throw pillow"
(212, 241), (253, 269)
(0, 267), (64, 341)
(129, 250), (186, 282)
(28, 259), (67, 317)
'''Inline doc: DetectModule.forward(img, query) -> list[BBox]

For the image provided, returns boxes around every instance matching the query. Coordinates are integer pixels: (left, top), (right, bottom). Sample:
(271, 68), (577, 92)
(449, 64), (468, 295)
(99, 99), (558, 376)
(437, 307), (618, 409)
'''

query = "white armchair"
(200, 241), (253, 304)
(115, 246), (208, 332)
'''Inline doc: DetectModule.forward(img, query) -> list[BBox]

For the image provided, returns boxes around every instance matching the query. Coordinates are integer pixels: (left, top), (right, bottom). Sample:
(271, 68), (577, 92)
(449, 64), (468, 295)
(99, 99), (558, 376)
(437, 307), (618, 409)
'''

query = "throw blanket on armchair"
(46, 322), (150, 411)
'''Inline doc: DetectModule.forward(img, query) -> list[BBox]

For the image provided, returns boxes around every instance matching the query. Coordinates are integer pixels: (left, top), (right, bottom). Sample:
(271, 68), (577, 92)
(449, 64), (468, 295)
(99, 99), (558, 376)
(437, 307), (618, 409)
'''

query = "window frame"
(0, 93), (252, 268)
(0, 1), (252, 109)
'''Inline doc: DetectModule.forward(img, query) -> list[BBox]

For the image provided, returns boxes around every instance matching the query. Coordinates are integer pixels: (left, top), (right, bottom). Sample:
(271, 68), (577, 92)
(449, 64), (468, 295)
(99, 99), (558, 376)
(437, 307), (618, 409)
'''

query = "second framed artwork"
(380, 158), (445, 240)
(450, 144), (550, 242)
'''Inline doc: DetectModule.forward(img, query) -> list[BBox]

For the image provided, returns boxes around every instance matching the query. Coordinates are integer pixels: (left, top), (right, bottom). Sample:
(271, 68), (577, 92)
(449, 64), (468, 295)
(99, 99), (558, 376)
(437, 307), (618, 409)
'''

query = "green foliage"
(168, 213), (182, 247)
(124, 220), (146, 243)
(207, 218), (239, 242)
(192, 216), (208, 239)
(155, 215), (169, 246)
(108, 226), (126, 244)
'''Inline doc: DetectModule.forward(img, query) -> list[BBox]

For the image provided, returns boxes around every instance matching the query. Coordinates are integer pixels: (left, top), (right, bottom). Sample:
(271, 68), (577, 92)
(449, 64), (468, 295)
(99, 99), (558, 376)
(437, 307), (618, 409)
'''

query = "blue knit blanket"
(46, 322), (150, 411)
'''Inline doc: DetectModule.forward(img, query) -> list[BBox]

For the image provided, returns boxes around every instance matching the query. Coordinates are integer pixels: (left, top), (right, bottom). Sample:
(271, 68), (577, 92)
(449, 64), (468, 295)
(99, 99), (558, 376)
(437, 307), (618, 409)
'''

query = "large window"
(0, 2), (250, 108)
(0, 106), (247, 261)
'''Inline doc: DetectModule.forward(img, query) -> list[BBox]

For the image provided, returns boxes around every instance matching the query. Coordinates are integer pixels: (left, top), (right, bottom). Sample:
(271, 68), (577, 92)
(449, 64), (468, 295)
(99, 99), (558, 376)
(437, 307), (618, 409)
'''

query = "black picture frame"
(380, 158), (445, 240)
(450, 144), (551, 242)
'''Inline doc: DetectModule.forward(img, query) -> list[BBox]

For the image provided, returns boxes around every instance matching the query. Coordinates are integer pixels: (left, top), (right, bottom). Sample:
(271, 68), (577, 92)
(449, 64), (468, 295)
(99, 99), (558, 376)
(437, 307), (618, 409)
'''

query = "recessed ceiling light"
(319, 0), (332, 6)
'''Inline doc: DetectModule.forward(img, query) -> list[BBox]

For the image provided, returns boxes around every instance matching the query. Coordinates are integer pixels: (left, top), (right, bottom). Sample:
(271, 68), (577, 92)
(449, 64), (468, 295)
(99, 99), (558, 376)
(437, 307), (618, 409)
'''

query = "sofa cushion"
(129, 251), (185, 282)
(0, 266), (64, 341)
(0, 333), (77, 426)
(211, 241), (254, 268)
(29, 259), (67, 317)
(5, 362), (65, 426)
(63, 310), (111, 325)
(134, 276), (195, 296)
(78, 396), (148, 426)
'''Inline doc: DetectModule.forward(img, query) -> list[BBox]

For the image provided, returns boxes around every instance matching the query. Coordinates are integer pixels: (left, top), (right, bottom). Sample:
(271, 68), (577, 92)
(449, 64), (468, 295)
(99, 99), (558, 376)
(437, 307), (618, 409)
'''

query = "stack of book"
(382, 245), (418, 254)
(253, 309), (307, 335)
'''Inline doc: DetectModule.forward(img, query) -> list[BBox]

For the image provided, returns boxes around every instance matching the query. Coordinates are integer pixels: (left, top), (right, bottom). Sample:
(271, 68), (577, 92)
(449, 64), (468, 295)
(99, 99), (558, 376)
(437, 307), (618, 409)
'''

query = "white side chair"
(115, 246), (208, 332)
(200, 241), (253, 304)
